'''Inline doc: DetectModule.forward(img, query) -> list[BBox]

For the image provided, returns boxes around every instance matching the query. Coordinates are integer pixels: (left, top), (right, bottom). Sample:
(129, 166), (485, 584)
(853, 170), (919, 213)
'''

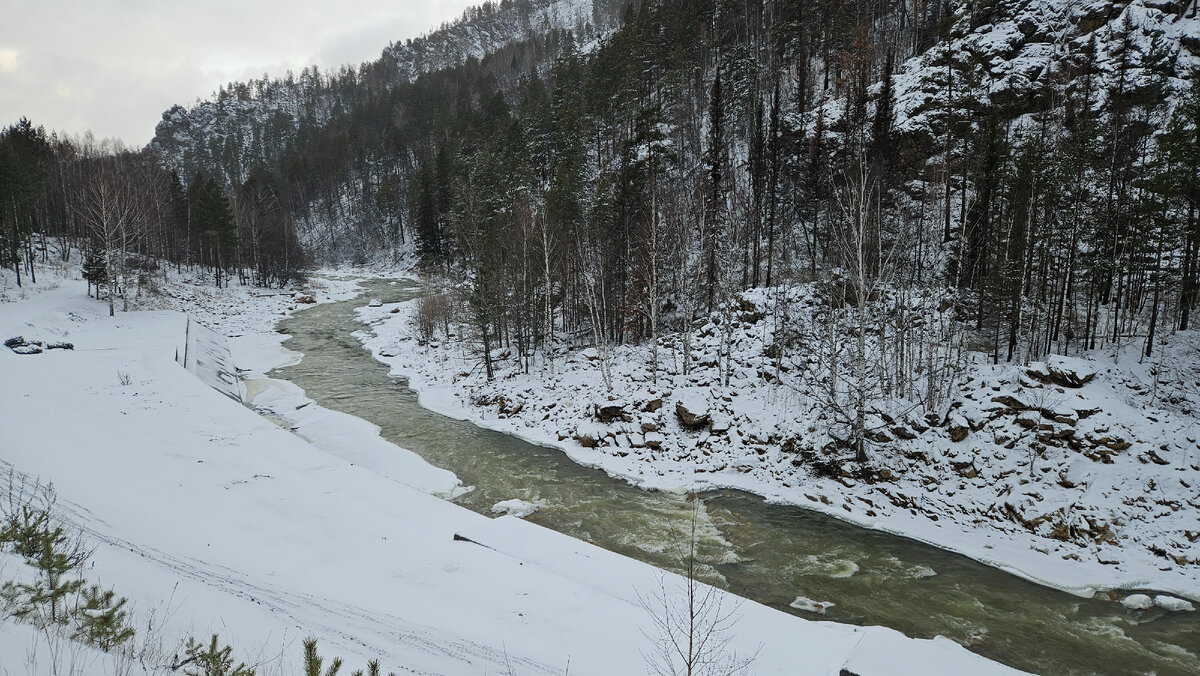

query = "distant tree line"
(0, 120), (308, 313)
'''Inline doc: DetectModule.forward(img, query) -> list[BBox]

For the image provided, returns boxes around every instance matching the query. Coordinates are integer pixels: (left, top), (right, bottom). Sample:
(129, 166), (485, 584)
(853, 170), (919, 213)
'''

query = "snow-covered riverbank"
(352, 277), (1200, 608)
(1, 267), (1028, 674)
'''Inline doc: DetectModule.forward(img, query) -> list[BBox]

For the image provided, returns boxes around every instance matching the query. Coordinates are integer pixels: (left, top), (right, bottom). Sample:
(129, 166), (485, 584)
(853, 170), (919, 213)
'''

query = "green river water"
(263, 279), (1198, 676)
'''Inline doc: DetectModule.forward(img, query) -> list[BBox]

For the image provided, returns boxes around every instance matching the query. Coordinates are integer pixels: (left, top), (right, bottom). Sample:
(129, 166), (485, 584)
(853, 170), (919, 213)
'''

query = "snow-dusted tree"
(72, 153), (155, 316)
(639, 496), (756, 676)
(819, 153), (908, 463)
(174, 634), (256, 676)
(2, 525), (86, 627)
(71, 584), (134, 650)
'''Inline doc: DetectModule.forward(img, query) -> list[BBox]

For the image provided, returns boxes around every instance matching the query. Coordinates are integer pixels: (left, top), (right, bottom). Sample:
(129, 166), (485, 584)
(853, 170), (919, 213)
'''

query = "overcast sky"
(0, 0), (476, 146)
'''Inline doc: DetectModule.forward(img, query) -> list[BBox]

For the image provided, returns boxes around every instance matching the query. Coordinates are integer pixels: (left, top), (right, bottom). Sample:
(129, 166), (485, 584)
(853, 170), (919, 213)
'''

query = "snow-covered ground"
(354, 280), (1200, 609)
(1, 263), (1027, 674)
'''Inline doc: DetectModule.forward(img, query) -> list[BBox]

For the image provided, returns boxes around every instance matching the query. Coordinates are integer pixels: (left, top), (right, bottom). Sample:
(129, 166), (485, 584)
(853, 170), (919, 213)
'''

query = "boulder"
(990, 394), (1028, 411)
(644, 431), (665, 449)
(576, 423), (604, 448)
(594, 401), (630, 423)
(367, 298), (383, 307)
(675, 396), (710, 430)
(948, 414), (969, 442)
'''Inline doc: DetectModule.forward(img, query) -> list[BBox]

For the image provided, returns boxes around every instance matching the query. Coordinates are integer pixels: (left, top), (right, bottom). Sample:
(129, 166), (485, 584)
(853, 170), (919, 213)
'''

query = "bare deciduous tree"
(639, 495), (756, 676)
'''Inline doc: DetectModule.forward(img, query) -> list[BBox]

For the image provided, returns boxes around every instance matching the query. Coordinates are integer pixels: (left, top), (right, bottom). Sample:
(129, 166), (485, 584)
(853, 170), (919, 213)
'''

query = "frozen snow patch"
(1154, 595), (1195, 612)
(789, 595), (836, 614)
(491, 499), (539, 518)
(1121, 594), (1154, 610)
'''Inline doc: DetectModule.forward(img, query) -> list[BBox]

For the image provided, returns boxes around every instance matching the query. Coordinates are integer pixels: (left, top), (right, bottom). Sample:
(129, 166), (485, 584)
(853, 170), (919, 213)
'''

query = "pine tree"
(72, 584), (135, 650)
(4, 528), (86, 626)
(177, 634), (255, 676)
(302, 637), (343, 676)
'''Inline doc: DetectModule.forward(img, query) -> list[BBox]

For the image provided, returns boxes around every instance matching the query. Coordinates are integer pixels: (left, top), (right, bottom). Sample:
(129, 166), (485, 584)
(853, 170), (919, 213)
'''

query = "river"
(263, 279), (1198, 676)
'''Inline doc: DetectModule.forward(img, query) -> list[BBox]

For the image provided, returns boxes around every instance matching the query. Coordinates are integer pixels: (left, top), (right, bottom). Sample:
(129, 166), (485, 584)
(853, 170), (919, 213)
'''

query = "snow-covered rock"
(674, 390), (710, 429)
(1027, 356), (1097, 388)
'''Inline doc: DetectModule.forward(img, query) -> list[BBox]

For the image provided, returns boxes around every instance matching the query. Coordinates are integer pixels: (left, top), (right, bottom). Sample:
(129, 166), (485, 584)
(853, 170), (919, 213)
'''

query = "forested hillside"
(4, 0), (1200, 453)
(146, 0), (1200, 358)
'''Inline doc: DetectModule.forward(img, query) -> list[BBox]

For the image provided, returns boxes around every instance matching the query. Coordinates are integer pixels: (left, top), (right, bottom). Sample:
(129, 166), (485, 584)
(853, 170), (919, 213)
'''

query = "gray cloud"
(0, 0), (473, 146)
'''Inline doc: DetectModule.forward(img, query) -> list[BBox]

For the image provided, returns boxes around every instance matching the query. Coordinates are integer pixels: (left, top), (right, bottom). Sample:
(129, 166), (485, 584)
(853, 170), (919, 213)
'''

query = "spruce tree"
(82, 244), (108, 299)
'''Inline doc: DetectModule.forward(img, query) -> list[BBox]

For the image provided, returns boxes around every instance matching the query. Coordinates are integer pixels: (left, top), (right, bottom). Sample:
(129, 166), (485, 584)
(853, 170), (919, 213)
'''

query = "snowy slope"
(353, 281), (1200, 607)
(0, 271), (1028, 675)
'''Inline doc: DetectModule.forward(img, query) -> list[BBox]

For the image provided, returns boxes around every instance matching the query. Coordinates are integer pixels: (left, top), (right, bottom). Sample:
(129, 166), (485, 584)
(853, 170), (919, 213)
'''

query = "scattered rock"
(295, 294), (316, 304)
(4, 336), (69, 354)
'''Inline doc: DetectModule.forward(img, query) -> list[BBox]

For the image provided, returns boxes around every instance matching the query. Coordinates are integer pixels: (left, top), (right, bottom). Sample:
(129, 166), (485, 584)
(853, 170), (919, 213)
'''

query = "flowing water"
(264, 279), (1199, 676)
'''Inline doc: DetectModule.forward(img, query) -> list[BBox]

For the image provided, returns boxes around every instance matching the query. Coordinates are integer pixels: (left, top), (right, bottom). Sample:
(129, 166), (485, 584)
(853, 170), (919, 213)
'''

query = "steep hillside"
(151, 0), (615, 186)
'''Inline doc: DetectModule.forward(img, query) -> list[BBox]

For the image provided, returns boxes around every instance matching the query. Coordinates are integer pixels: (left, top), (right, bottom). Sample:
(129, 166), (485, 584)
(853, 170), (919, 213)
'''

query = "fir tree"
(82, 244), (108, 299)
